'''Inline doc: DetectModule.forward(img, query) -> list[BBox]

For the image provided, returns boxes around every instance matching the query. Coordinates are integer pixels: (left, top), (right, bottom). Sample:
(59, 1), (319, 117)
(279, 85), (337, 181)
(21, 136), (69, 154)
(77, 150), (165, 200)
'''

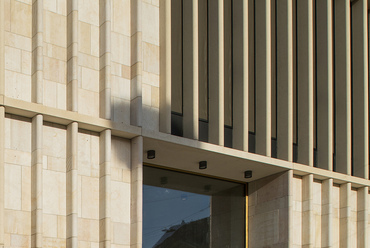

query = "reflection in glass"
(143, 166), (245, 248)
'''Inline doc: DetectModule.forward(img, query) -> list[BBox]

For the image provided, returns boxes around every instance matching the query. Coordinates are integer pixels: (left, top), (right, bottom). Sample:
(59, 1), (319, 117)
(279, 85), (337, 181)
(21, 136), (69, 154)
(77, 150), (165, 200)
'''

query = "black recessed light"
(199, 161), (207, 169)
(244, 170), (252, 178)
(147, 150), (155, 159)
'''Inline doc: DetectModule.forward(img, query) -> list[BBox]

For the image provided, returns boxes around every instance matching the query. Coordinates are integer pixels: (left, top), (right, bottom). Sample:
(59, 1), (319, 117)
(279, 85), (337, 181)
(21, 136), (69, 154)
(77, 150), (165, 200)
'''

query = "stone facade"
(0, 1), (369, 248)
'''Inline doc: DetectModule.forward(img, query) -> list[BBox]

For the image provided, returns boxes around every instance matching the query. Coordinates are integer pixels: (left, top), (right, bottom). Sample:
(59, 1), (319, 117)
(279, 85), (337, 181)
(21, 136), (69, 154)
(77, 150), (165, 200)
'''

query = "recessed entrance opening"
(143, 165), (246, 248)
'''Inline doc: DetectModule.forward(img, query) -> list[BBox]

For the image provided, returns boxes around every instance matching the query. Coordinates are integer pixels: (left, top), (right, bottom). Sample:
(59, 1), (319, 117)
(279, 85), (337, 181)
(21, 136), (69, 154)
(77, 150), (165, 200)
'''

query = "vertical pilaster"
(131, 0), (142, 126)
(302, 174), (314, 247)
(322, 179), (333, 247)
(182, 0), (199, 140)
(339, 183), (351, 248)
(159, 0), (171, 133)
(99, 130), (111, 248)
(232, 0), (248, 151)
(32, 0), (43, 104)
(0, 107), (4, 247)
(276, 0), (293, 161)
(130, 136), (143, 248)
(316, 0), (333, 170)
(351, 0), (368, 179)
(255, 0), (271, 156)
(288, 170), (294, 248)
(0, 1), (4, 244)
(297, 0), (314, 166)
(99, 0), (111, 120)
(67, 0), (78, 112)
(31, 115), (43, 248)
(0, 0), (4, 97)
(66, 122), (78, 248)
(334, 0), (351, 175)
(208, 0), (224, 145)
(357, 187), (368, 248)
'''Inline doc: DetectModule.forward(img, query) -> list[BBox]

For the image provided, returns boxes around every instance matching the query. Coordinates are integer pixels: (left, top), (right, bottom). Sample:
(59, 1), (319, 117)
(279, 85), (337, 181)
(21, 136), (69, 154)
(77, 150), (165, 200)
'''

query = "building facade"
(0, 0), (369, 247)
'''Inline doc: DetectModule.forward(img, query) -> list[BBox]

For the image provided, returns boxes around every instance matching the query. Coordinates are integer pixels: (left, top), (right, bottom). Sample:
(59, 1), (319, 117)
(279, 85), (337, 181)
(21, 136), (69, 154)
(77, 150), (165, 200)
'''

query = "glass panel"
(143, 166), (245, 248)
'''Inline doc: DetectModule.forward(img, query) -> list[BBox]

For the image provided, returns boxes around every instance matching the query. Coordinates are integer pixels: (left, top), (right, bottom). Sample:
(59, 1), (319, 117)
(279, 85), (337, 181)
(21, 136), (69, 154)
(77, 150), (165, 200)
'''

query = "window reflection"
(143, 166), (245, 248)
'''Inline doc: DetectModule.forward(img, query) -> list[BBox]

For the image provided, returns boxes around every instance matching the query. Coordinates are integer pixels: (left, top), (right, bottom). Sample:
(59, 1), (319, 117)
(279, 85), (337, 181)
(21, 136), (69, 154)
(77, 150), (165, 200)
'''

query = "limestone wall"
(2, 115), (135, 248)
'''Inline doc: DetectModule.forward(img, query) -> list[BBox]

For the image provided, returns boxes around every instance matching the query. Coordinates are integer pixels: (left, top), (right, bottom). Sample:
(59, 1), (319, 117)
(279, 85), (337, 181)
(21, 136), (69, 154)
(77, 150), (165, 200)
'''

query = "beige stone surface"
(10, 0), (32, 37)
(44, 10), (67, 48)
(112, 0), (130, 36)
(111, 181), (130, 223)
(78, 0), (99, 26)
(4, 209), (31, 235)
(142, 2), (159, 45)
(81, 176), (99, 220)
(142, 42), (159, 75)
(43, 170), (66, 215)
(4, 164), (22, 211)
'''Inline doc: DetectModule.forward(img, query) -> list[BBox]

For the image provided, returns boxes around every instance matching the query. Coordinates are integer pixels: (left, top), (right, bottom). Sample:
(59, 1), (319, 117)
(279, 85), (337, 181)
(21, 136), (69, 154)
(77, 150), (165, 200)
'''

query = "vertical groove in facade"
(334, 0), (351, 175)
(130, 0), (143, 127)
(99, 0), (112, 120)
(340, 182), (351, 247)
(322, 179), (333, 247)
(159, 0), (172, 134)
(67, 0), (78, 112)
(130, 136), (143, 247)
(31, 115), (43, 248)
(208, 0), (224, 146)
(297, 0), (314, 166)
(99, 129), (111, 248)
(351, 0), (369, 179)
(255, 0), (272, 157)
(232, 0), (248, 151)
(316, 0), (333, 171)
(31, 0), (43, 104)
(0, 107), (4, 247)
(302, 174), (314, 247)
(276, 0), (293, 161)
(66, 122), (78, 248)
(182, 0), (199, 140)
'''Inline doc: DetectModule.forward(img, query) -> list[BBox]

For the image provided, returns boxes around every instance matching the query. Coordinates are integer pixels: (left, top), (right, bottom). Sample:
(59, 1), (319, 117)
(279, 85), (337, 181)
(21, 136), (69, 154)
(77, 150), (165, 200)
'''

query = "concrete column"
(183, 0), (199, 140)
(334, 0), (351, 175)
(130, 136), (143, 248)
(99, 0), (112, 120)
(302, 174), (314, 247)
(159, 0), (171, 133)
(255, 0), (271, 156)
(32, 0), (43, 104)
(357, 187), (368, 248)
(339, 183), (351, 248)
(66, 122), (78, 248)
(67, 0), (78, 112)
(297, 0), (314, 166)
(316, 0), (333, 170)
(131, 0), (143, 126)
(99, 130), (111, 248)
(208, 0), (224, 145)
(31, 114), (43, 248)
(0, 107), (4, 246)
(322, 179), (333, 247)
(351, 0), (368, 179)
(232, 0), (248, 151)
(276, 0), (293, 161)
